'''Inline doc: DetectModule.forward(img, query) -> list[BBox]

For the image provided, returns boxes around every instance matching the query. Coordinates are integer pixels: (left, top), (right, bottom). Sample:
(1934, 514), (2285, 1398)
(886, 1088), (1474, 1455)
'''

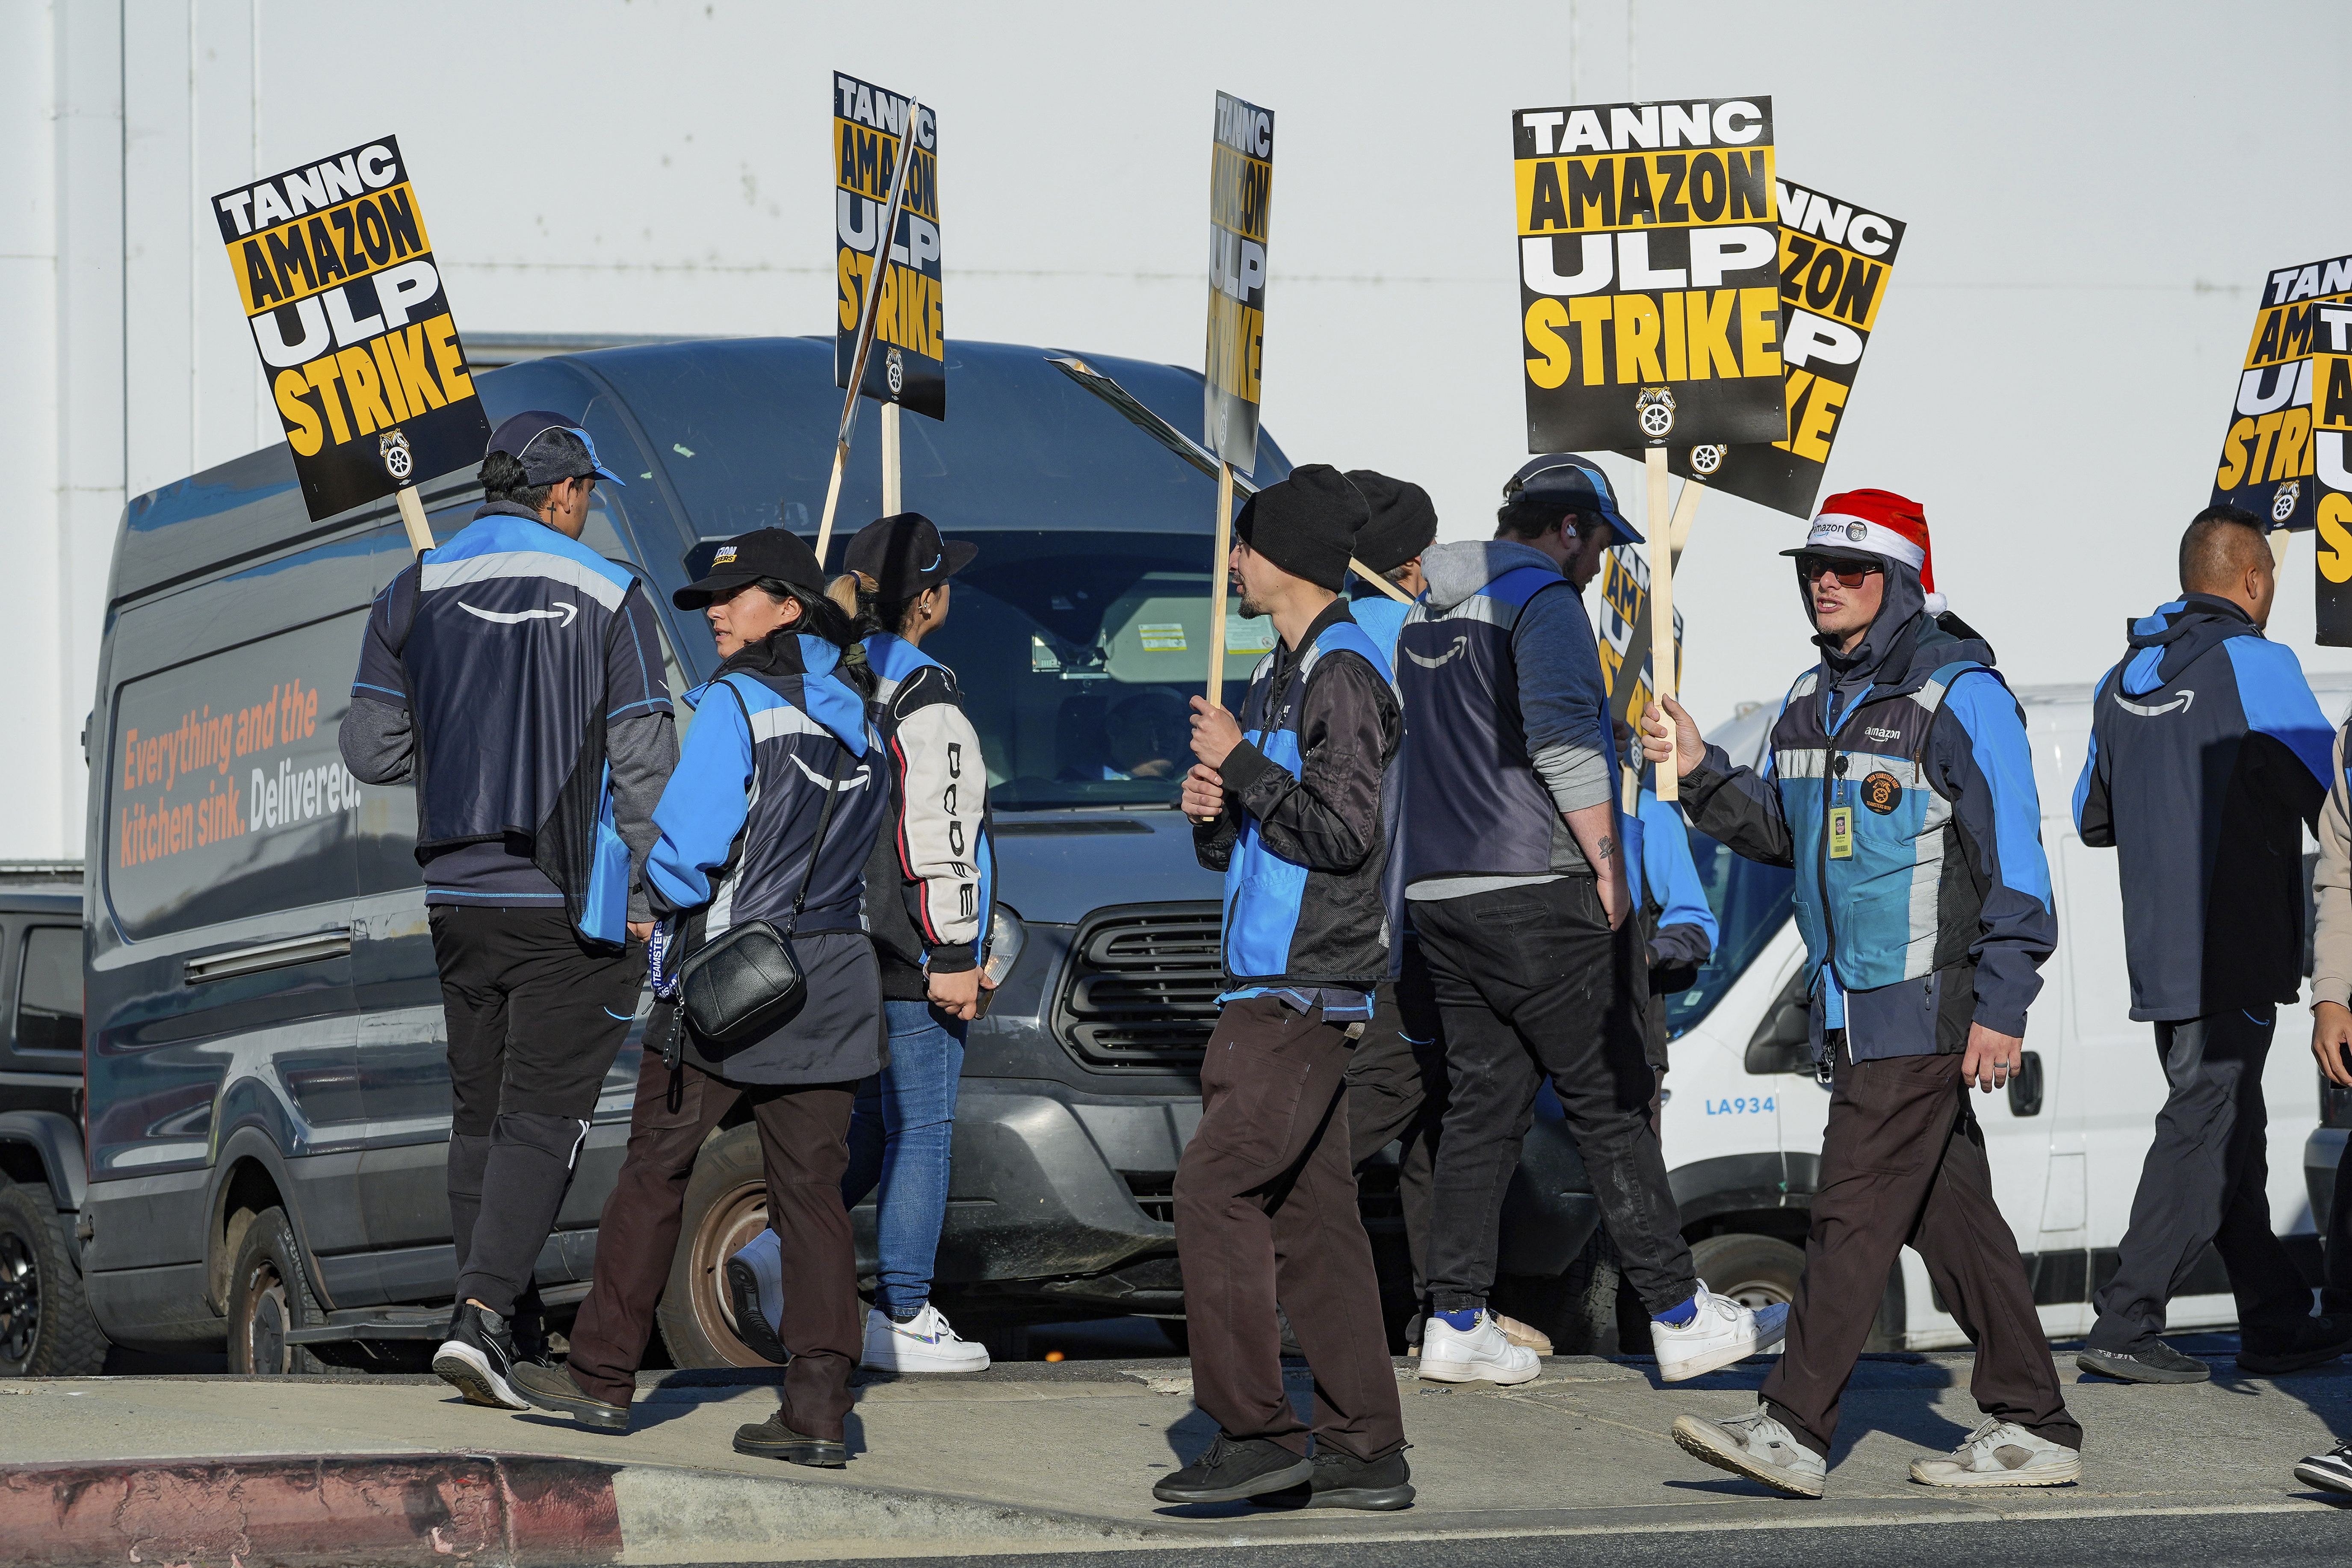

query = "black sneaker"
(1152, 1433), (1314, 1504)
(434, 1302), (529, 1410)
(2294, 1439), (2352, 1495)
(1303, 1447), (1415, 1510)
(511, 1361), (628, 1432)
(732, 1412), (847, 1468)
(2075, 1340), (2210, 1385)
(2241, 1317), (2352, 1375)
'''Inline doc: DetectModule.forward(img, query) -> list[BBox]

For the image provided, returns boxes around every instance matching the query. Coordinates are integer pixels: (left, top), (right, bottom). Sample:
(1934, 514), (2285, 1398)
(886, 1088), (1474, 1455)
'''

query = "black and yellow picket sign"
(1599, 544), (1684, 726)
(1513, 97), (1786, 452)
(2308, 300), (2352, 643)
(2211, 254), (2352, 533)
(1637, 180), (1904, 519)
(835, 71), (943, 422)
(1206, 91), (1274, 474)
(212, 136), (490, 525)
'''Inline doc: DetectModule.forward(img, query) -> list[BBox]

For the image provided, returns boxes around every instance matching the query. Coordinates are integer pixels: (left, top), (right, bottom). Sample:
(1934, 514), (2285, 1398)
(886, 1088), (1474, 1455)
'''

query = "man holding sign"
(1646, 491), (2079, 1496)
(1164, 467), (1410, 1511)
(1399, 454), (1779, 1388)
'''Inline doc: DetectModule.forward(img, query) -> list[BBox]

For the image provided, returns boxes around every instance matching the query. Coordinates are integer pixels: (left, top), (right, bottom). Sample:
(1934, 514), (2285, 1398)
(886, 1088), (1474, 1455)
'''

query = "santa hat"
(1784, 488), (1943, 616)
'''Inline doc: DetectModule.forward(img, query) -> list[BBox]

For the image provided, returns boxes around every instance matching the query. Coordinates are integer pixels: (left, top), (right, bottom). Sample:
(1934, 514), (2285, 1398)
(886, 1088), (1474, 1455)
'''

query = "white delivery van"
(1658, 680), (2347, 1351)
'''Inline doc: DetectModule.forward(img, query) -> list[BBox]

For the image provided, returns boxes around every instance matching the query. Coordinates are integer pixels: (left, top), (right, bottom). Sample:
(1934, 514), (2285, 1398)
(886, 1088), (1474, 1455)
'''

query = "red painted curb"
(0, 1453), (623, 1567)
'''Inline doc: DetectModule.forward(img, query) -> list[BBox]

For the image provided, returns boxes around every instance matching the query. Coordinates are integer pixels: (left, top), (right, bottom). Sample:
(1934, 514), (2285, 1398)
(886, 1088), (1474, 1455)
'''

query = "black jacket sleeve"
(1677, 742), (1797, 868)
(1210, 652), (1401, 875)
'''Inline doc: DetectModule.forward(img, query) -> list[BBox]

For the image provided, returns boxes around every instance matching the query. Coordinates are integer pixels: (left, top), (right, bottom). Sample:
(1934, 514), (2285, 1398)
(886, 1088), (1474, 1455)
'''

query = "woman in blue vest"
(834, 511), (997, 1373)
(508, 527), (888, 1470)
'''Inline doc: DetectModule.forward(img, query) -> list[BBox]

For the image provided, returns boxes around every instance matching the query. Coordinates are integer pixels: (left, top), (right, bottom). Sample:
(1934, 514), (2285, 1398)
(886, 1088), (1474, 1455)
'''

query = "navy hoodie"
(2074, 594), (2333, 1019)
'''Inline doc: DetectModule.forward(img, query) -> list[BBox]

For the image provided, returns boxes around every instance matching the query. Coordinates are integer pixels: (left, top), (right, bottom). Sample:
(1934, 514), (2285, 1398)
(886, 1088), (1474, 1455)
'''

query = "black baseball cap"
(487, 411), (626, 487)
(845, 512), (978, 598)
(1501, 453), (1640, 545)
(673, 528), (827, 610)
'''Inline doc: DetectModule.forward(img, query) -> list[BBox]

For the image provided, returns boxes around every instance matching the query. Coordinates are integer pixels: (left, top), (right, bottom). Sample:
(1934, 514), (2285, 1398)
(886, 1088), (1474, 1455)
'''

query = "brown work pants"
(1174, 996), (1405, 1462)
(1761, 1044), (2080, 1458)
(564, 1048), (860, 1442)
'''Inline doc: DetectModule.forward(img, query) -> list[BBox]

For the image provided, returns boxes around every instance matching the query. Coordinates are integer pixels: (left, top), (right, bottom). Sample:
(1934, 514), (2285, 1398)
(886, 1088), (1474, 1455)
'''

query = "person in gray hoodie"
(1398, 454), (1783, 1389)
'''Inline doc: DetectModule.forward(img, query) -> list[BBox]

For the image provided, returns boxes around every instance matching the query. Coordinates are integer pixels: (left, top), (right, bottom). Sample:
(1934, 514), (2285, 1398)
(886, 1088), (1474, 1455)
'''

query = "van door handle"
(183, 928), (352, 984)
(2006, 1050), (2044, 1118)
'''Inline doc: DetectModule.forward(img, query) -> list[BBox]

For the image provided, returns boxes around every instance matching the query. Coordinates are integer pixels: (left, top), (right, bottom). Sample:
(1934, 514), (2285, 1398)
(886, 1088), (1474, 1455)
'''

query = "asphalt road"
(768, 1509), (2352, 1568)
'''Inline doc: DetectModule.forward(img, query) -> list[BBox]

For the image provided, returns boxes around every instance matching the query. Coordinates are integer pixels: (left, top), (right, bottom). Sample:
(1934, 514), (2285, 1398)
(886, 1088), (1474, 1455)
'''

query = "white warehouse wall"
(8, 0), (2352, 859)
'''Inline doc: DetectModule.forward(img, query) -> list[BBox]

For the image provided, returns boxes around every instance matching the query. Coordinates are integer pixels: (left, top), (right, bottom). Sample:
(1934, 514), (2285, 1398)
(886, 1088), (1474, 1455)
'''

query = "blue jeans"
(842, 998), (966, 1314)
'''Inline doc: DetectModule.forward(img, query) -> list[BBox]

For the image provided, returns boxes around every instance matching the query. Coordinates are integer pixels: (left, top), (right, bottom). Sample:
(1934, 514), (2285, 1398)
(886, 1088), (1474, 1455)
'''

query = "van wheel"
(1691, 1232), (1805, 1311)
(225, 1207), (335, 1375)
(660, 1125), (782, 1369)
(1493, 1228), (1625, 1354)
(0, 1182), (107, 1376)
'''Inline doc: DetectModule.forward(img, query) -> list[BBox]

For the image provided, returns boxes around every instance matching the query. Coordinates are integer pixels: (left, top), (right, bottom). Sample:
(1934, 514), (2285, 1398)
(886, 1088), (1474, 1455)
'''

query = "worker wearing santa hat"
(1641, 489), (2082, 1497)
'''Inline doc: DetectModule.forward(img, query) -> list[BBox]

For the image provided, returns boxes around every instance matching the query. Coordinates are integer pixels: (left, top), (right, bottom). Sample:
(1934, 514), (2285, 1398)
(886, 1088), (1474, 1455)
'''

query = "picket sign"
(210, 135), (491, 546)
(816, 86), (924, 568)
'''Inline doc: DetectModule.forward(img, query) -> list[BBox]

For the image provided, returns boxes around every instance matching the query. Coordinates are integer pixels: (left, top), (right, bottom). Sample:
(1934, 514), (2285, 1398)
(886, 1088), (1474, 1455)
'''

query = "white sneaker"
(860, 1302), (991, 1373)
(1672, 1406), (1826, 1497)
(1652, 1284), (1788, 1382)
(1909, 1418), (2081, 1488)
(723, 1229), (790, 1364)
(1418, 1309), (1542, 1385)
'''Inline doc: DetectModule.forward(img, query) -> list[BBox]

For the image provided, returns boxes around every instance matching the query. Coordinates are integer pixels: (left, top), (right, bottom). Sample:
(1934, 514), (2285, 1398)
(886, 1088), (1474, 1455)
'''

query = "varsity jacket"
(859, 632), (996, 998)
(346, 502), (672, 943)
(1194, 598), (1402, 992)
(644, 632), (886, 942)
(2075, 594), (2331, 1019)
(1679, 609), (2055, 1062)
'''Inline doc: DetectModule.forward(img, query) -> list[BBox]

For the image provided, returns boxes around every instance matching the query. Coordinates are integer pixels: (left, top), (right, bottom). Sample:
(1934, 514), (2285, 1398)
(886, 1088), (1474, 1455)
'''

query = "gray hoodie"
(1408, 540), (1615, 895)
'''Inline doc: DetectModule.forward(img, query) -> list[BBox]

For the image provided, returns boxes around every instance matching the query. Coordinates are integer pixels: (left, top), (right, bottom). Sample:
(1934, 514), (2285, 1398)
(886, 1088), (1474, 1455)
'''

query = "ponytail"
(834, 569), (930, 641)
(745, 576), (876, 697)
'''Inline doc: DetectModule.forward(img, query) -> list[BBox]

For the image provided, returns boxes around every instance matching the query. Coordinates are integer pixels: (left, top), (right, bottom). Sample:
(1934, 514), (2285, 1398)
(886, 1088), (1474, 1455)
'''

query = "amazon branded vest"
(392, 514), (642, 944)
(692, 671), (888, 942)
(1221, 620), (1398, 989)
(1774, 659), (1991, 1053)
(1396, 565), (1583, 884)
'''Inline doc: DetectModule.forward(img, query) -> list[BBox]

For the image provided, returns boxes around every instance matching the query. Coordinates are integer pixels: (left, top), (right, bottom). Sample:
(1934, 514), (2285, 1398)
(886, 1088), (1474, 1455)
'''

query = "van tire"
(0, 1182), (107, 1376)
(224, 1207), (333, 1376)
(1691, 1232), (1806, 1311)
(660, 1125), (786, 1369)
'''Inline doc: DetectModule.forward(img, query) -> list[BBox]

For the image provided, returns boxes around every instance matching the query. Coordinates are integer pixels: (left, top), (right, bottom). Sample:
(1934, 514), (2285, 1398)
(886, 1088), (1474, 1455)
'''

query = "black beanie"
(1345, 470), (1438, 575)
(1234, 464), (1367, 591)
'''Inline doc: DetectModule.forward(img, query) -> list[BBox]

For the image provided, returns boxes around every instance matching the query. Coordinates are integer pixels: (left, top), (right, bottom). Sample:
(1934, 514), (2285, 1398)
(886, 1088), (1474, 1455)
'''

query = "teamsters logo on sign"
(1514, 97), (1786, 452)
(212, 136), (490, 522)
(1206, 91), (1274, 474)
(835, 72), (944, 422)
(1639, 180), (1905, 518)
(2211, 253), (2352, 533)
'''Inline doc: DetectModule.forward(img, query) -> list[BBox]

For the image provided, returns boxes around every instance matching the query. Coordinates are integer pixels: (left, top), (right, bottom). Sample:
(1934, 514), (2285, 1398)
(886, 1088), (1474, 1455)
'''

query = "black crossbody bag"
(675, 686), (853, 1045)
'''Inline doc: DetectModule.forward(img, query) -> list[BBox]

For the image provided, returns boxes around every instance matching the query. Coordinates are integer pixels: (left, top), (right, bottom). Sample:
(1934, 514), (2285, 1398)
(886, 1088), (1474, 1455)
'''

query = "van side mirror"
(2007, 1050), (2044, 1117)
(1744, 968), (1813, 1076)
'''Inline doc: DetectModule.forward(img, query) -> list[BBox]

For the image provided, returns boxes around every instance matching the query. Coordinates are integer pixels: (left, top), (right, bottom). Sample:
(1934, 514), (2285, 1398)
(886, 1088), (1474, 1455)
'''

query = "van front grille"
(1054, 903), (1223, 1069)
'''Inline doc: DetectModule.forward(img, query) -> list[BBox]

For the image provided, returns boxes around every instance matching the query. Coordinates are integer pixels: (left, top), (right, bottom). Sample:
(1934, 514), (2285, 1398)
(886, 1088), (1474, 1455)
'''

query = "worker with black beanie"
(1156, 464), (1413, 1510)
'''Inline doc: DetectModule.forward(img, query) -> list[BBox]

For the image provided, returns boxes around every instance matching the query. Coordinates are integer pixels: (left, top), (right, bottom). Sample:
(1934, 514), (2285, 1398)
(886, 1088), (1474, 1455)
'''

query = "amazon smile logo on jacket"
(792, 755), (875, 791)
(2117, 689), (2194, 717)
(459, 601), (578, 628)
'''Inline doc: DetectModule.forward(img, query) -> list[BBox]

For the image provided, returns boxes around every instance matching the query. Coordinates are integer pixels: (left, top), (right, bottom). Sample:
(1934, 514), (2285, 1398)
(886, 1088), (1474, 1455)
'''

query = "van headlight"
(982, 905), (1027, 986)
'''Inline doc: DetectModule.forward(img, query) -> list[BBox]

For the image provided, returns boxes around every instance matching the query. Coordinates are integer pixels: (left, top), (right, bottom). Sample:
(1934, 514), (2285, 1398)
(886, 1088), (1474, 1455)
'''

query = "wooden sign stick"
(814, 95), (923, 567)
(1645, 448), (1679, 802)
(1206, 459), (1237, 709)
(394, 487), (434, 555)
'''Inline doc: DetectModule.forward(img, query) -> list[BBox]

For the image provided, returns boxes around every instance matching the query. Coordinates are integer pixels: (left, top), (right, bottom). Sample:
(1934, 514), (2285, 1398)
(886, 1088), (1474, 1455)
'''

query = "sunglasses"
(1797, 556), (1882, 588)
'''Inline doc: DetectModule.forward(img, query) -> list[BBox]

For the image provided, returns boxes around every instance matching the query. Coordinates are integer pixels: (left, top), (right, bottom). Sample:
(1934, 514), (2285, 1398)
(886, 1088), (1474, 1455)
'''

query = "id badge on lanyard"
(1828, 772), (1854, 860)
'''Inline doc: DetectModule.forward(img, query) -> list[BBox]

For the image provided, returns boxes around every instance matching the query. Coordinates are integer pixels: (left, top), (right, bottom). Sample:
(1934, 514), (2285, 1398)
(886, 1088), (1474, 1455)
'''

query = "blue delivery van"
(59, 338), (1607, 1374)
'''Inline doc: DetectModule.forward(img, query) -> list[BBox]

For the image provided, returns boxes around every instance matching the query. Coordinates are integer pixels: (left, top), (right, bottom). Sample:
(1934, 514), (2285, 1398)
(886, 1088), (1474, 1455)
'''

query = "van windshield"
(906, 529), (1265, 811)
(1662, 825), (1795, 1036)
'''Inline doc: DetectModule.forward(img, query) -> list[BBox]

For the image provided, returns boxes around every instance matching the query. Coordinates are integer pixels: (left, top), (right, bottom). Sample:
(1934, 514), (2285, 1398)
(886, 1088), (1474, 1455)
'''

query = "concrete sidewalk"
(4, 1351), (2352, 1564)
